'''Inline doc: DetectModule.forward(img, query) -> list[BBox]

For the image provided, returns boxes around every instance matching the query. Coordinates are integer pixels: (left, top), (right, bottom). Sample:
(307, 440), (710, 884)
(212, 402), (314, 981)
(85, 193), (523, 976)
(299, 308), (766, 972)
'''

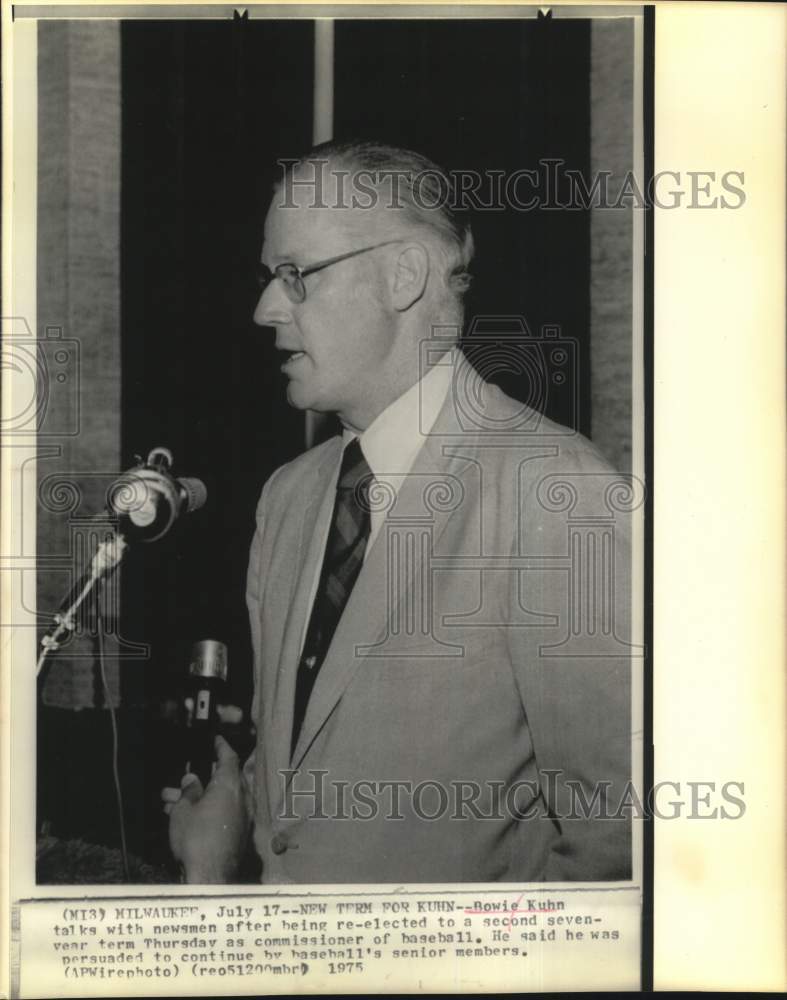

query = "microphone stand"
(35, 447), (204, 885)
(36, 532), (128, 676)
(36, 529), (132, 882)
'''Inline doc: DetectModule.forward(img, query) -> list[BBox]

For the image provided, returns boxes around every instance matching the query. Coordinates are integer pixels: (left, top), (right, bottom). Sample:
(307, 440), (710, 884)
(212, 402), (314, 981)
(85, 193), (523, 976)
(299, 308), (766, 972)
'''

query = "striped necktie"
(291, 437), (373, 757)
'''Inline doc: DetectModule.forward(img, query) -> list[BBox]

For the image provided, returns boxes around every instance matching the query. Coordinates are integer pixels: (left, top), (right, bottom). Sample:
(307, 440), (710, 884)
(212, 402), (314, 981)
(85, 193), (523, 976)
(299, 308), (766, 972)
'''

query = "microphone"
(36, 533), (128, 676)
(38, 448), (206, 676)
(107, 447), (207, 542)
(186, 639), (228, 787)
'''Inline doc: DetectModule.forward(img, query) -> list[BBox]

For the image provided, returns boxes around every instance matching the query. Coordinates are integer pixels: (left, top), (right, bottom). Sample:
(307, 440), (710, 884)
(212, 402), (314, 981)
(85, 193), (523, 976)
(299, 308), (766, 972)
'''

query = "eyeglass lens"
(256, 262), (305, 303)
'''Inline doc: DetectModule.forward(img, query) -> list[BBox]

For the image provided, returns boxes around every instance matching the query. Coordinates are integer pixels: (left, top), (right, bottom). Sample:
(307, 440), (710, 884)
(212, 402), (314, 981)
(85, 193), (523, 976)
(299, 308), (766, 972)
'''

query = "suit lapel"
(290, 389), (474, 770)
(266, 438), (343, 789)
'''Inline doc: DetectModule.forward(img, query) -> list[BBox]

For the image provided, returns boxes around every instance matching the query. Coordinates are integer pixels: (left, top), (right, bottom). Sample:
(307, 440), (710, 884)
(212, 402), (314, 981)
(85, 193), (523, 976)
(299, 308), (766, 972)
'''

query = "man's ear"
(390, 243), (430, 312)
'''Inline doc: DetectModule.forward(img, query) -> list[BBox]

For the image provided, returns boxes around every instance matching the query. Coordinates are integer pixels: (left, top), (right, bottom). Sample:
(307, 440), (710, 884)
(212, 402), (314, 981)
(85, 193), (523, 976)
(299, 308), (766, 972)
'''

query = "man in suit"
(165, 140), (635, 884)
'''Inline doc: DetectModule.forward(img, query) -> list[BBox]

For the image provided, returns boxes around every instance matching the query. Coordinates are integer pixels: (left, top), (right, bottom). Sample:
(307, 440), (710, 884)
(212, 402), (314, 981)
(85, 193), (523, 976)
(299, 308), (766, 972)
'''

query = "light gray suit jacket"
(244, 368), (635, 884)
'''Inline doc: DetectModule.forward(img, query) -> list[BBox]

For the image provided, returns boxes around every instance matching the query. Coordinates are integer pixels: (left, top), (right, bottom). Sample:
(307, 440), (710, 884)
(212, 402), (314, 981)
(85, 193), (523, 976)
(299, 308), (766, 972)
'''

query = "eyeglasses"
(256, 240), (404, 304)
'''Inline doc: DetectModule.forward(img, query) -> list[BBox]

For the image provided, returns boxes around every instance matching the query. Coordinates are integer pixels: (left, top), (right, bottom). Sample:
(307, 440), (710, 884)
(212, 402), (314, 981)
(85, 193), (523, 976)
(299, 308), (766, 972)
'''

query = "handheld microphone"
(186, 639), (228, 787)
(107, 447), (207, 542)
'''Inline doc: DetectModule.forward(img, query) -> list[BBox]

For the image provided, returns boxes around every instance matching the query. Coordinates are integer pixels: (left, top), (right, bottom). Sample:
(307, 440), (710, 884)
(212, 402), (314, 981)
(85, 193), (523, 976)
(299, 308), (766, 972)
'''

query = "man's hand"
(162, 735), (250, 884)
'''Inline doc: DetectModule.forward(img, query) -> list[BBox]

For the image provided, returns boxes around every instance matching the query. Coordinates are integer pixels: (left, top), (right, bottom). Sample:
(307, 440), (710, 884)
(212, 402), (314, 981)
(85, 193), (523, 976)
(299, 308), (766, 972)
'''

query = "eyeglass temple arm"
(299, 240), (405, 278)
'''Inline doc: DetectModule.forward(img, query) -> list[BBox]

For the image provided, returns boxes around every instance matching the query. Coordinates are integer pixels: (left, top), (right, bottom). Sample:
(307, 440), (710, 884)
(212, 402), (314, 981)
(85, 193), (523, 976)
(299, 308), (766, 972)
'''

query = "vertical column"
(589, 18), (634, 472)
(312, 19), (334, 145)
(37, 21), (122, 708)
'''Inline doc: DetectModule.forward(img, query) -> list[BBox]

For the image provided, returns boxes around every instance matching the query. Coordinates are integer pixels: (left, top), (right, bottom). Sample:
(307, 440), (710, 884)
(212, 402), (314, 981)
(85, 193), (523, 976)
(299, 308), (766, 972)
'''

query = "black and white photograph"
(32, 5), (644, 888)
(3, 1), (785, 995)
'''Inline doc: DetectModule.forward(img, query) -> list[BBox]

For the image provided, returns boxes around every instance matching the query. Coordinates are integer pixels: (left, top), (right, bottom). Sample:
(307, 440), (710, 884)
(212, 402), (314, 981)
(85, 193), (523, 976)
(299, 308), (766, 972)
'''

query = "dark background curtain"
(119, 19), (313, 711)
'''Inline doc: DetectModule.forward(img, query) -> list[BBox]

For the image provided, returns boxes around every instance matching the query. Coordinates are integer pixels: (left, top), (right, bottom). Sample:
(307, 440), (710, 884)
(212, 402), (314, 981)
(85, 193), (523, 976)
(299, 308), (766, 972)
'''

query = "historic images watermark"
(277, 158), (746, 212)
(277, 770), (746, 823)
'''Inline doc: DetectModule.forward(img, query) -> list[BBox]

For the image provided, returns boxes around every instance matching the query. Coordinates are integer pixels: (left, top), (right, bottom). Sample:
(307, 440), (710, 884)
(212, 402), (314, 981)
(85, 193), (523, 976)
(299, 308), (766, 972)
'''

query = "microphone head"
(189, 639), (228, 682)
(178, 476), (208, 514)
(107, 451), (206, 543)
(108, 467), (179, 541)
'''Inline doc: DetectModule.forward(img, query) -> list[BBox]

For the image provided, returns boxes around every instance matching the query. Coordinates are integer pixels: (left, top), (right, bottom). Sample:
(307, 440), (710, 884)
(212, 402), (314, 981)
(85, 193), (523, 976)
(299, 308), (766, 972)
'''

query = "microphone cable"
(96, 579), (131, 883)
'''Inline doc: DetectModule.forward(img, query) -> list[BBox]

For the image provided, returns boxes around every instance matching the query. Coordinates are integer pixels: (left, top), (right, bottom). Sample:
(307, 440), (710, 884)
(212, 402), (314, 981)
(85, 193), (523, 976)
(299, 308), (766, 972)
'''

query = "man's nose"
(253, 279), (292, 327)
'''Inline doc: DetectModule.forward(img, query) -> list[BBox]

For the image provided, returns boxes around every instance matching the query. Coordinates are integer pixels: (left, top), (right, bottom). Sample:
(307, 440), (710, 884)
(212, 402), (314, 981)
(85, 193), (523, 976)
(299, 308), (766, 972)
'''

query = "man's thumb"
(214, 734), (239, 771)
(179, 771), (204, 803)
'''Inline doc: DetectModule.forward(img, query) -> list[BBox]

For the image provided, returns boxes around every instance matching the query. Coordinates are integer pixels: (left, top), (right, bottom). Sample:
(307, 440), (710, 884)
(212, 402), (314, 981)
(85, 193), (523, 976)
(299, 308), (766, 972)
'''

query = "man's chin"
(285, 383), (310, 410)
(285, 383), (328, 414)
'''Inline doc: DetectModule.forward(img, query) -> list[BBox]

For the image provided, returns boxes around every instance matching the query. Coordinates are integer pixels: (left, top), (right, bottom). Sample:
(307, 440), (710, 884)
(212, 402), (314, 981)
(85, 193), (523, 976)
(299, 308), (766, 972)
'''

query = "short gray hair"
(277, 139), (475, 307)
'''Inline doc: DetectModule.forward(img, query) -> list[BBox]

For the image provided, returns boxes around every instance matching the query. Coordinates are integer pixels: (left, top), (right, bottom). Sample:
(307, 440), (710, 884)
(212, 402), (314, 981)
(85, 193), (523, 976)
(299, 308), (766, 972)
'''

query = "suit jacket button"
(270, 833), (288, 855)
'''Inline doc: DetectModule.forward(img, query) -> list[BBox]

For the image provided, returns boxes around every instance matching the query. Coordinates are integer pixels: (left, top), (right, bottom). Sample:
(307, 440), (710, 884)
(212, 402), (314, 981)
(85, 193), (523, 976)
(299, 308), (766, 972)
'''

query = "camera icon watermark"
(0, 318), (81, 437)
(419, 316), (578, 436)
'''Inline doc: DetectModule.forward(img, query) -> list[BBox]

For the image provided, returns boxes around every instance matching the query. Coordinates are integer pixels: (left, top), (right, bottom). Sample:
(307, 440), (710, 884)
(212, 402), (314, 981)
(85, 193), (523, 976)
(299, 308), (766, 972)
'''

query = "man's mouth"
(280, 349), (307, 371)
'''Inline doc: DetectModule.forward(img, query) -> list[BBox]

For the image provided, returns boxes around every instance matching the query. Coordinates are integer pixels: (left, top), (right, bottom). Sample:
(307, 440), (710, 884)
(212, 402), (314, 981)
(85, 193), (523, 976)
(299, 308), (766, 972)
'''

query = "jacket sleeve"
(506, 445), (638, 881)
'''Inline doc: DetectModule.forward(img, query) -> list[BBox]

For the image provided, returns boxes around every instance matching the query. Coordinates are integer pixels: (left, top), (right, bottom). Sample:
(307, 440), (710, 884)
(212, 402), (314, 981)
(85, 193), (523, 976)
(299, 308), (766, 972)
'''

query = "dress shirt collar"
(340, 349), (456, 480)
